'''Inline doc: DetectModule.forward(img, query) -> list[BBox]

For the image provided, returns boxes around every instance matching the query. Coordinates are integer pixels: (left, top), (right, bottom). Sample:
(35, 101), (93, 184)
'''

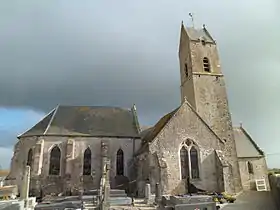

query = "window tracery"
(180, 139), (200, 179)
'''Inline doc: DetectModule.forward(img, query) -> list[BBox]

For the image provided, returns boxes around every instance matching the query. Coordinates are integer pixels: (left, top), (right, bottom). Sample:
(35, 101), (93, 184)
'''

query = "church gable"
(233, 126), (264, 158)
(149, 100), (224, 153)
(146, 101), (225, 194)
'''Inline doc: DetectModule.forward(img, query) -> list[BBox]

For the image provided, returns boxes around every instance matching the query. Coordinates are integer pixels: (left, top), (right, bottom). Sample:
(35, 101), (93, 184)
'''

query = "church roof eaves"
(18, 105), (141, 139)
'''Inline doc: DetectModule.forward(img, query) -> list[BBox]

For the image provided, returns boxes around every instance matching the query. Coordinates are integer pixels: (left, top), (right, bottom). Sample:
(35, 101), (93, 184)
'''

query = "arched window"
(203, 57), (211, 72)
(180, 147), (189, 179)
(247, 161), (254, 174)
(190, 147), (199, 179)
(49, 146), (61, 175)
(27, 148), (33, 168)
(83, 148), (92, 175)
(179, 139), (200, 179)
(116, 149), (124, 175)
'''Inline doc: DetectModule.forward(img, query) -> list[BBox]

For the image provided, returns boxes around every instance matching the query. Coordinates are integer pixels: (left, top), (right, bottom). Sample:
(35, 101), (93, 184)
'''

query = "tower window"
(184, 63), (188, 77)
(203, 57), (211, 72)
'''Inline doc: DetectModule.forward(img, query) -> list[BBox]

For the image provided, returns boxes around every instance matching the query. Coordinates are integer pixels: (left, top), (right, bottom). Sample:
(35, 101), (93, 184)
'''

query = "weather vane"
(189, 13), (195, 28)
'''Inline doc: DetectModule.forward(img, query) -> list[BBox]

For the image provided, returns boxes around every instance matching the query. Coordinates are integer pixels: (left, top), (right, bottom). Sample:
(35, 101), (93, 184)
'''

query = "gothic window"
(203, 57), (211, 72)
(180, 147), (189, 179)
(27, 148), (33, 168)
(184, 63), (188, 78)
(49, 146), (61, 175)
(116, 149), (124, 175)
(247, 161), (254, 174)
(83, 148), (92, 175)
(180, 139), (200, 179)
(190, 147), (199, 179)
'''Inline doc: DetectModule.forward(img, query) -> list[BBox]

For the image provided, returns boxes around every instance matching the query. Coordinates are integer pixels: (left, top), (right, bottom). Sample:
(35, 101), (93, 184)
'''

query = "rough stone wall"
(8, 135), (141, 196)
(191, 74), (242, 193)
(136, 152), (150, 197)
(149, 101), (225, 195)
(238, 157), (270, 191)
(214, 152), (225, 192)
(7, 136), (38, 191)
(179, 28), (242, 193)
(268, 174), (280, 208)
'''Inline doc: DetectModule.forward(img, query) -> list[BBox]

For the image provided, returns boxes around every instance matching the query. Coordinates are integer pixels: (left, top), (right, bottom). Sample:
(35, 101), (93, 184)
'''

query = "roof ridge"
(57, 104), (132, 110)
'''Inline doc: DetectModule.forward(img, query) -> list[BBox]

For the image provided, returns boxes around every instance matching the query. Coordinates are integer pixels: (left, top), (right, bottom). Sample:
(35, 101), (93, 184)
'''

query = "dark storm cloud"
(0, 0), (279, 127)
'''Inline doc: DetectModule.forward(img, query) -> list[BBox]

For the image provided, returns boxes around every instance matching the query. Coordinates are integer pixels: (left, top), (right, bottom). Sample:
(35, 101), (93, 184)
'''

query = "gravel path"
(221, 191), (277, 210)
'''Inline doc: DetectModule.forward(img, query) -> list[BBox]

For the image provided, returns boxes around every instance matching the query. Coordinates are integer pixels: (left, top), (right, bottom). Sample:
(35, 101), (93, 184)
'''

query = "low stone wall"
(268, 174), (280, 208)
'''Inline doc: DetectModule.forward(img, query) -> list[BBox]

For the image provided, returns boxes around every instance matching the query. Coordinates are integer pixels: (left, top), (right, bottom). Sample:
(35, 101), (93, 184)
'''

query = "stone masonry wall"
(149, 101), (225, 195)
(269, 174), (280, 209)
(179, 28), (242, 193)
(192, 74), (242, 193)
(238, 157), (270, 191)
(8, 135), (141, 196)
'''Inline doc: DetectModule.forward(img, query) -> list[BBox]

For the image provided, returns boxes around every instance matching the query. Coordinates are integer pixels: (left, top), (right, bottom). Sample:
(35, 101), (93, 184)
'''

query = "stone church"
(7, 22), (269, 197)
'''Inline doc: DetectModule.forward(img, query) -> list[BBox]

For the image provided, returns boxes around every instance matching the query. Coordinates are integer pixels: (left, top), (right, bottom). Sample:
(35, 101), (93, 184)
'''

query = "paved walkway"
(221, 191), (277, 210)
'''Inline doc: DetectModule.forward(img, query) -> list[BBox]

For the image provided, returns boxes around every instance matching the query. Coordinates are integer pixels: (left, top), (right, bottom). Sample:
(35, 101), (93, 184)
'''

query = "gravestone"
(168, 195), (216, 210)
(20, 165), (30, 201)
(155, 182), (162, 204)
(144, 183), (151, 204)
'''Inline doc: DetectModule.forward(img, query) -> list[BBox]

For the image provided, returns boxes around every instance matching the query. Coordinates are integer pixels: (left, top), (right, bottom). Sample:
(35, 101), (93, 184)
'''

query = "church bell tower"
(178, 22), (242, 193)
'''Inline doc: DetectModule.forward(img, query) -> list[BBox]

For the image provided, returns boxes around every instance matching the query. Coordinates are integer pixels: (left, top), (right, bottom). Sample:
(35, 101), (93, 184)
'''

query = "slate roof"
(18, 105), (140, 138)
(140, 126), (153, 138)
(142, 108), (179, 144)
(233, 126), (264, 158)
(184, 25), (215, 43)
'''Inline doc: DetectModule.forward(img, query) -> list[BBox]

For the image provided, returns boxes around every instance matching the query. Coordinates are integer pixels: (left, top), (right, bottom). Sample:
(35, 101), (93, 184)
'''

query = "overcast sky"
(0, 0), (279, 169)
